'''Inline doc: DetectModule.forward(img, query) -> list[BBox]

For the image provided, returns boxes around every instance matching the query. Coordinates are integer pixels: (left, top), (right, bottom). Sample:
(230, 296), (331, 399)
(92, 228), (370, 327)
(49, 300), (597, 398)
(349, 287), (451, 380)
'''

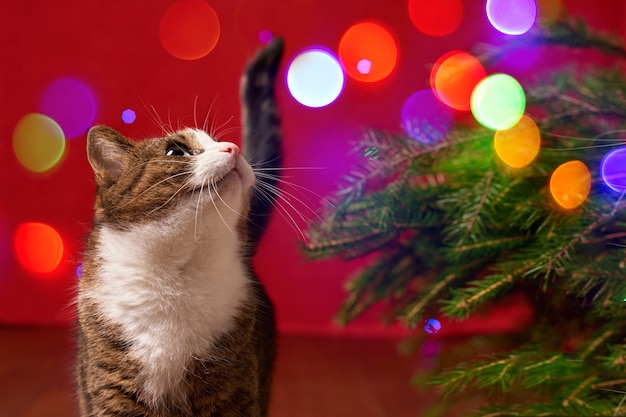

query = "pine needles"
(303, 18), (626, 417)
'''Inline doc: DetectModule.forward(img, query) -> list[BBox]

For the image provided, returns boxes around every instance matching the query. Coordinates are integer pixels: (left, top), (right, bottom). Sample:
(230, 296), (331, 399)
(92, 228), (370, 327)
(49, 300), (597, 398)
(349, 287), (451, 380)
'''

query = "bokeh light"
(122, 109), (137, 124)
(424, 318), (442, 334)
(258, 30), (273, 45)
(493, 115), (541, 168)
(13, 113), (66, 174)
(14, 222), (64, 274)
(430, 51), (486, 111)
(159, 0), (220, 60)
(286, 48), (345, 108)
(408, 0), (463, 37)
(338, 21), (398, 83)
(40, 77), (96, 139)
(550, 160), (591, 209)
(401, 89), (453, 143)
(600, 147), (626, 193)
(486, 0), (537, 35)
(471, 73), (526, 130)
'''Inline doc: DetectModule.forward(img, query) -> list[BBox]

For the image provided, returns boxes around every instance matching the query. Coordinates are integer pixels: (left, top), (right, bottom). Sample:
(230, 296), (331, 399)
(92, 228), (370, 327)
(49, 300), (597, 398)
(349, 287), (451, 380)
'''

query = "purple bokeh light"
(40, 77), (96, 139)
(600, 146), (626, 193)
(486, 0), (537, 36)
(401, 89), (453, 143)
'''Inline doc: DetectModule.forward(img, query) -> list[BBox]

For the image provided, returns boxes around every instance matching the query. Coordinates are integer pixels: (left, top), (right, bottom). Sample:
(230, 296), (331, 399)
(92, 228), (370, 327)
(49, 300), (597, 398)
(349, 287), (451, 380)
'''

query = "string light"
(493, 115), (540, 168)
(430, 51), (486, 111)
(600, 147), (626, 193)
(549, 160), (591, 209)
(471, 73), (526, 130)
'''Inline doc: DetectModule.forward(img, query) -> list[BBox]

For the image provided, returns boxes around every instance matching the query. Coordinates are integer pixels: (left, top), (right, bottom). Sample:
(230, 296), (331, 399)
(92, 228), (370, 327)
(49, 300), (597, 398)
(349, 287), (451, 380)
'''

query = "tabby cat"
(76, 38), (284, 417)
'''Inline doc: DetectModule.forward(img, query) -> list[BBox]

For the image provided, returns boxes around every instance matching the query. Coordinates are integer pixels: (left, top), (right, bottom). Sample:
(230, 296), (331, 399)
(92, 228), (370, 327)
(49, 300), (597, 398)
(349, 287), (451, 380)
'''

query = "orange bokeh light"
(430, 50), (486, 111)
(408, 0), (464, 37)
(338, 21), (398, 83)
(14, 222), (64, 274)
(549, 160), (591, 209)
(494, 115), (541, 168)
(159, 0), (220, 61)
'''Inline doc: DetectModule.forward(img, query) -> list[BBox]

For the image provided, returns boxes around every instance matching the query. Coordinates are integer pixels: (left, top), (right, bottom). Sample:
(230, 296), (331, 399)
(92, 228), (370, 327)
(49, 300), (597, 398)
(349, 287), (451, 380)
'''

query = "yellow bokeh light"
(549, 160), (591, 209)
(494, 115), (541, 168)
(13, 113), (66, 173)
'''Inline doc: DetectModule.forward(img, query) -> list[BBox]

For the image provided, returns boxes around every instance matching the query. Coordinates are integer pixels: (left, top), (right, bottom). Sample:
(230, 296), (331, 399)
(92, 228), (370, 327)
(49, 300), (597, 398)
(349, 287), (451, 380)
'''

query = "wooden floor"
(0, 326), (445, 417)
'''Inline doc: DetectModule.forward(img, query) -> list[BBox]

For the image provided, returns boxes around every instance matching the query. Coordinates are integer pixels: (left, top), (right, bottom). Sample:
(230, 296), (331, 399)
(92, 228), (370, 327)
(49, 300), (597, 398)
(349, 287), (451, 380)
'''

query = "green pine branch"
(303, 15), (626, 417)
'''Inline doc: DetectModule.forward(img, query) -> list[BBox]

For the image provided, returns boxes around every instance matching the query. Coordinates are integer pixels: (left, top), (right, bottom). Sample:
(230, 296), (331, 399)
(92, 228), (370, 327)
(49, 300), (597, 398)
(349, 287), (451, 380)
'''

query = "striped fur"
(77, 38), (283, 416)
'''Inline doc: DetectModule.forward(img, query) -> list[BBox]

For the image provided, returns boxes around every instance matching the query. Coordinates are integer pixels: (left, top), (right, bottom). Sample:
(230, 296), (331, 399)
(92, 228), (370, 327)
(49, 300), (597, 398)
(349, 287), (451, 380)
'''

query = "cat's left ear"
(87, 126), (133, 185)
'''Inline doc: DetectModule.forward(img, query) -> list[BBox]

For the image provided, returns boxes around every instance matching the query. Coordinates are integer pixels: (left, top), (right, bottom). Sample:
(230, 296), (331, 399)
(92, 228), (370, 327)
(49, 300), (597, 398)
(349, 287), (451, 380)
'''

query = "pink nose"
(218, 142), (240, 156)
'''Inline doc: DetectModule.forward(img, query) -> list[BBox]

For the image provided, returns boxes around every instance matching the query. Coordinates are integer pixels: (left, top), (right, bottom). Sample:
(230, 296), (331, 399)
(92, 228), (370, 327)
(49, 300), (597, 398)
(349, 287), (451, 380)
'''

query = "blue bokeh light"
(600, 146), (626, 193)
(424, 318), (442, 335)
(122, 109), (137, 124)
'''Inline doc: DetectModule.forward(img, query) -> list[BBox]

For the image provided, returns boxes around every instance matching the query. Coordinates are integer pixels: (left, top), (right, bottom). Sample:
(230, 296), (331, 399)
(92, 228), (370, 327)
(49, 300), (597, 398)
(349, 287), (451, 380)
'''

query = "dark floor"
(0, 325), (465, 417)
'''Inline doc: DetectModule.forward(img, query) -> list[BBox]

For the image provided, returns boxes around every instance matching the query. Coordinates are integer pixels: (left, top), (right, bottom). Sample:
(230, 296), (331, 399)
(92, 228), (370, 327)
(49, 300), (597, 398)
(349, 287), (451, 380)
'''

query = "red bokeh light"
(408, 0), (463, 37)
(14, 222), (64, 275)
(430, 50), (486, 111)
(159, 0), (221, 60)
(338, 21), (398, 83)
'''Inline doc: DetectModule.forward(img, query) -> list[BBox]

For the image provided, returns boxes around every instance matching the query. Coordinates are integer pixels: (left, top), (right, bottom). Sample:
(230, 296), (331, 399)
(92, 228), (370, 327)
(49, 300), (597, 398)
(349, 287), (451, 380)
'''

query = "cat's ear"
(86, 126), (133, 185)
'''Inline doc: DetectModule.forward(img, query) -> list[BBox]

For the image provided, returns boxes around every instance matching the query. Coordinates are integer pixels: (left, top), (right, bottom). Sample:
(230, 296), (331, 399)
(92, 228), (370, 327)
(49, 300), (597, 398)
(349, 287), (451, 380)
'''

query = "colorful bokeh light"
(550, 160), (591, 209)
(486, 0), (537, 35)
(600, 147), (626, 193)
(431, 51), (486, 111)
(122, 109), (137, 124)
(14, 222), (64, 274)
(493, 115), (541, 168)
(338, 21), (398, 83)
(13, 113), (66, 174)
(401, 89), (453, 143)
(408, 0), (463, 37)
(424, 318), (442, 334)
(286, 48), (345, 108)
(471, 73), (526, 130)
(258, 30), (273, 45)
(159, 0), (220, 60)
(40, 77), (96, 139)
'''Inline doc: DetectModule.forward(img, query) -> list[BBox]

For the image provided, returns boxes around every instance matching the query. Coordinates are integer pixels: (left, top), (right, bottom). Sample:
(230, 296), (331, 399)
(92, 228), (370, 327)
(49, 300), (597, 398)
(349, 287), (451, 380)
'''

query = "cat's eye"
(165, 144), (191, 157)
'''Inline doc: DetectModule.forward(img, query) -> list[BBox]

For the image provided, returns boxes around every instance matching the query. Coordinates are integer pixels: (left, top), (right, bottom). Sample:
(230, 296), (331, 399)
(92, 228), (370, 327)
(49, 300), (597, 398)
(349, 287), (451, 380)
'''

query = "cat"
(76, 37), (284, 417)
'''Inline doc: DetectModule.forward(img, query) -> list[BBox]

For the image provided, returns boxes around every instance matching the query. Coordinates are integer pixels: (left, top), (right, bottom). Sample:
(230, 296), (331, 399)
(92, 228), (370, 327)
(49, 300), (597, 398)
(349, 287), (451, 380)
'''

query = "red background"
(1, 0), (624, 336)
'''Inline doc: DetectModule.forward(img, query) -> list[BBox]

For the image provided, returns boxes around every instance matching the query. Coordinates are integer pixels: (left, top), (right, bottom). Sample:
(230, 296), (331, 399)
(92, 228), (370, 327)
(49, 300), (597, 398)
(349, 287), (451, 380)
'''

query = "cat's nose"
(218, 142), (240, 156)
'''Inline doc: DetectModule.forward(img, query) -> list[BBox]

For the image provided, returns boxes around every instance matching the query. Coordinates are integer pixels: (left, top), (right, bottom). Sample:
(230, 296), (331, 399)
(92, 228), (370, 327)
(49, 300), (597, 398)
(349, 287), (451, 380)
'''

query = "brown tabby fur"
(76, 39), (283, 417)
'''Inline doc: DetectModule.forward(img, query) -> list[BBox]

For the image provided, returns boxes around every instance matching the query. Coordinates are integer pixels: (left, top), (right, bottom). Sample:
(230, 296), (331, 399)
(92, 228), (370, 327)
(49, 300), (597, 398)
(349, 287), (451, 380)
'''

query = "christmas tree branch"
(403, 272), (457, 325)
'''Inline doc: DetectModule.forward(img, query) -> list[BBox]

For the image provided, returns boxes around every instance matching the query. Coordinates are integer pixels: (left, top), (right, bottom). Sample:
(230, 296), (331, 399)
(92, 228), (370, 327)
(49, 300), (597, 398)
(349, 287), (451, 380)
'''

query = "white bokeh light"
(286, 48), (345, 108)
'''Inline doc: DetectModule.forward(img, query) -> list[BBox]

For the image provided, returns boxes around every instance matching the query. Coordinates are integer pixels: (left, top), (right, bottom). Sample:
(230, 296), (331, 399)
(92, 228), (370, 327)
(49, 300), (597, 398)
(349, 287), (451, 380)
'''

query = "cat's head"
(86, 126), (254, 235)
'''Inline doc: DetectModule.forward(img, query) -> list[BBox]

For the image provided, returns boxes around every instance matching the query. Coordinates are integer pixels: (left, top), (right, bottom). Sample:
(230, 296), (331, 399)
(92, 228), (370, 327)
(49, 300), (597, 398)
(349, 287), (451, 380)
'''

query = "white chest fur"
(86, 210), (249, 403)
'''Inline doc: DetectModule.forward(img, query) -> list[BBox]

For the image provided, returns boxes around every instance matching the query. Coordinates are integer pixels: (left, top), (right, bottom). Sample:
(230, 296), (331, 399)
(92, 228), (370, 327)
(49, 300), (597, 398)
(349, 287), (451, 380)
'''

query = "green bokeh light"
(470, 73), (526, 130)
